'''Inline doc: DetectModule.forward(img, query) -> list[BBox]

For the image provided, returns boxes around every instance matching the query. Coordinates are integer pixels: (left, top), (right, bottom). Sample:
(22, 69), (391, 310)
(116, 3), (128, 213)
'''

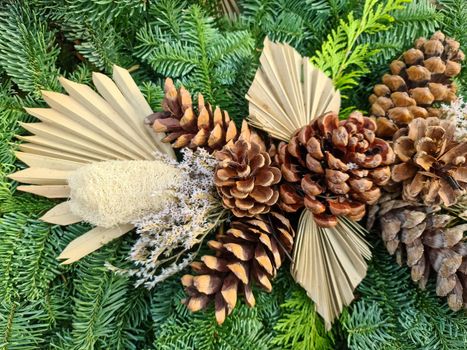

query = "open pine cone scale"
(215, 122), (282, 217)
(182, 212), (295, 324)
(274, 111), (394, 227)
(146, 78), (239, 151)
(392, 117), (467, 206)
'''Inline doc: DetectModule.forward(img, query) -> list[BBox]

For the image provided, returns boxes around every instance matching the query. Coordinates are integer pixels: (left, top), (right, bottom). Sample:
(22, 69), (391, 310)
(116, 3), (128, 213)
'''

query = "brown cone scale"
(391, 117), (467, 207)
(214, 122), (281, 217)
(182, 212), (295, 324)
(369, 31), (464, 139)
(369, 194), (467, 311)
(273, 111), (394, 227)
(146, 78), (239, 152)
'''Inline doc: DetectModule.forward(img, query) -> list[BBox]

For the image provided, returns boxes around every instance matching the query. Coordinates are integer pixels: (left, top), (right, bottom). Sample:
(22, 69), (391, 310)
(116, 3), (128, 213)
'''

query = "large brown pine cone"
(145, 78), (238, 151)
(392, 117), (467, 207)
(182, 212), (295, 324)
(374, 194), (467, 310)
(215, 122), (281, 217)
(370, 31), (464, 139)
(273, 111), (395, 227)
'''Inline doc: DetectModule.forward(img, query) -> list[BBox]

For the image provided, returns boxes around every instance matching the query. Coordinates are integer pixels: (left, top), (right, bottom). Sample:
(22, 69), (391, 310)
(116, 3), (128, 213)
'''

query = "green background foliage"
(0, 0), (466, 349)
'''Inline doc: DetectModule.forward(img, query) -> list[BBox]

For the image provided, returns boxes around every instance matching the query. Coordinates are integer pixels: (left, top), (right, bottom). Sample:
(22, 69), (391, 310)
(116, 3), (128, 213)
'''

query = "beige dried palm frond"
(9, 65), (176, 264)
(246, 37), (341, 141)
(247, 37), (370, 328)
(220, 0), (239, 20)
(292, 212), (371, 329)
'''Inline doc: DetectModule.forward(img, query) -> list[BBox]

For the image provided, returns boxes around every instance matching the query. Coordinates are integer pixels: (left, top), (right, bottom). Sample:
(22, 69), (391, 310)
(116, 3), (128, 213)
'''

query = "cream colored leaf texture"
(9, 65), (176, 263)
(246, 37), (341, 142)
(247, 38), (370, 328)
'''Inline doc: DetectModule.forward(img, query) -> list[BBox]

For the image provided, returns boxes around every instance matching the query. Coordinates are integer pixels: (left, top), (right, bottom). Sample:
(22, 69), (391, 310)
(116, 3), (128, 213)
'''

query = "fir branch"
(150, 272), (296, 350)
(0, 213), (28, 302)
(311, 0), (410, 95)
(11, 220), (62, 301)
(438, 0), (467, 97)
(0, 2), (61, 97)
(361, 0), (441, 67)
(134, 1), (254, 117)
(69, 241), (131, 349)
(342, 243), (467, 349)
(0, 300), (50, 350)
(64, 0), (148, 25)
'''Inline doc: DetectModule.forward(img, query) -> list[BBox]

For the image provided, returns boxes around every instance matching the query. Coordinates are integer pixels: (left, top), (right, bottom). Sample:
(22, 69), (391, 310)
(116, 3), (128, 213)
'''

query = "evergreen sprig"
(0, 2), (61, 97)
(134, 1), (254, 119)
(342, 243), (467, 349)
(272, 287), (334, 349)
(311, 0), (410, 95)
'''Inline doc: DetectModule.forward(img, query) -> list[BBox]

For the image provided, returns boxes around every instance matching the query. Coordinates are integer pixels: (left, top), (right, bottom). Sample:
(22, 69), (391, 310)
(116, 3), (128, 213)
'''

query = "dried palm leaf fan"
(246, 38), (371, 329)
(9, 65), (176, 264)
(220, 0), (239, 20)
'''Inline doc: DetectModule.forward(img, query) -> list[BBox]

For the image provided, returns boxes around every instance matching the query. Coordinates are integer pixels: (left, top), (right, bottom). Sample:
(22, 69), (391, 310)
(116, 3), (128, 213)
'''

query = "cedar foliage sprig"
(272, 288), (334, 349)
(311, 0), (410, 94)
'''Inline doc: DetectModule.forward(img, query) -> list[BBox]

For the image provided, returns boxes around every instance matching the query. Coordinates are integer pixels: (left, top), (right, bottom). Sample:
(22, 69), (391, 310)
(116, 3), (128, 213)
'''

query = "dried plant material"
(371, 193), (467, 311)
(292, 211), (371, 330)
(220, 0), (239, 20)
(115, 149), (227, 288)
(273, 111), (394, 227)
(215, 121), (281, 217)
(40, 202), (82, 226)
(146, 78), (239, 152)
(246, 37), (340, 142)
(370, 31), (464, 139)
(246, 38), (373, 326)
(392, 117), (467, 206)
(441, 97), (467, 142)
(9, 65), (176, 263)
(68, 160), (179, 228)
(59, 224), (134, 265)
(182, 211), (295, 324)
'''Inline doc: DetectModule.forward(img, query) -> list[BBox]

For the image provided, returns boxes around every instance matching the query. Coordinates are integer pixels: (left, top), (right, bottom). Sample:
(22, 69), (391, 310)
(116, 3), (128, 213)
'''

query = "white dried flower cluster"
(346, 162), (359, 170)
(123, 148), (225, 289)
(441, 97), (467, 141)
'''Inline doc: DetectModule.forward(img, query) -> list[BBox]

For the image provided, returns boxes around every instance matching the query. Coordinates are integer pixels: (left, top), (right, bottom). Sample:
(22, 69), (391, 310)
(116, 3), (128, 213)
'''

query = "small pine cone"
(374, 195), (467, 310)
(182, 212), (295, 324)
(215, 121), (281, 217)
(370, 31), (464, 139)
(392, 117), (467, 207)
(146, 78), (238, 151)
(273, 111), (395, 228)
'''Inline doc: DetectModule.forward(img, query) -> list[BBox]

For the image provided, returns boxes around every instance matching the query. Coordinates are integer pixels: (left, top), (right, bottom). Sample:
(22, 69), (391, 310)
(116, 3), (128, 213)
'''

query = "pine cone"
(370, 31), (464, 139)
(215, 122), (281, 217)
(182, 212), (295, 324)
(146, 78), (238, 151)
(392, 117), (467, 206)
(273, 111), (394, 227)
(375, 195), (467, 310)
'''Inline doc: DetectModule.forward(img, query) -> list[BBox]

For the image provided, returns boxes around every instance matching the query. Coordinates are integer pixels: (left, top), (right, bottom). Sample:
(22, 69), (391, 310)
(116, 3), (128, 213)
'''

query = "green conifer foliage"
(342, 244), (467, 350)
(0, 1), (466, 349)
